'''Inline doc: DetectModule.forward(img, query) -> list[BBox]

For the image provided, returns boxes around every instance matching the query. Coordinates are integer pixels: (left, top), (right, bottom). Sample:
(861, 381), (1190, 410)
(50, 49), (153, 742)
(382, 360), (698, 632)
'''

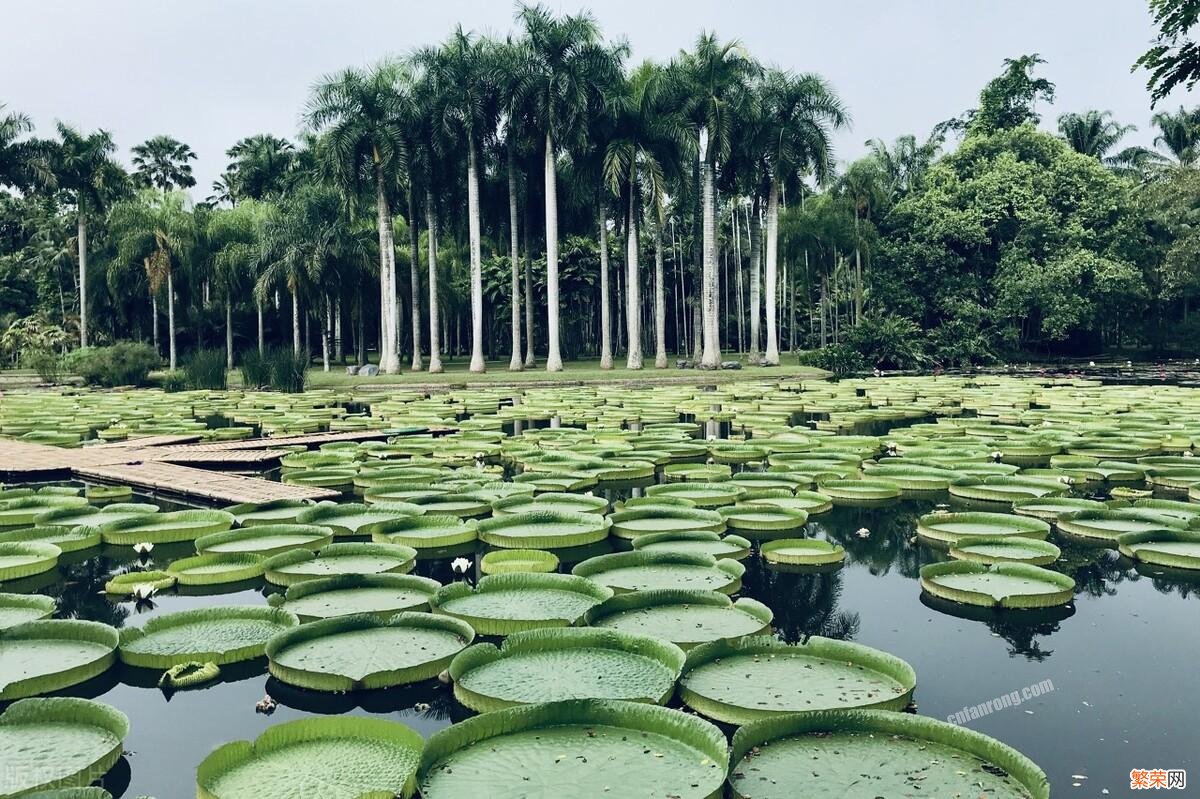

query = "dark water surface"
(12, 488), (1200, 797)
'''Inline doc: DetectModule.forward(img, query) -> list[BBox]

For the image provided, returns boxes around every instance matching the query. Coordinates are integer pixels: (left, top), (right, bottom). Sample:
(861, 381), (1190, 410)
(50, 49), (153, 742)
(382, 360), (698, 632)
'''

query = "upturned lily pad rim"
(0, 591), (56, 628)
(194, 524), (335, 557)
(916, 511), (1051, 547)
(583, 589), (774, 648)
(476, 509), (611, 550)
(1057, 508), (1188, 545)
(117, 605), (300, 669)
(196, 715), (423, 799)
(949, 535), (1062, 566)
(717, 503), (809, 531)
(919, 561), (1075, 608)
(760, 538), (846, 566)
(608, 506), (726, 539)
(267, 572), (443, 621)
(0, 697), (129, 796)
(0, 619), (119, 700)
(366, 514), (479, 549)
(448, 627), (686, 713)
(479, 548), (560, 575)
(572, 550), (745, 594)
(0, 540), (62, 581)
(265, 611), (475, 691)
(262, 542), (419, 586)
(1116, 528), (1200, 570)
(417, 699), (728, 797)
(630, 530), (753, 560)
(644, 481), (746, 508)
(680, 634), (916, 724)
(223, 499), (319, 526)
(294, 501), (425, 536)
(165, 552), (267, 586)
(97, 509), (235, 545)
(104, 569), (176, 595)
(490, 492), (609, 516)
(728, 709), (1049, 799)
(430, 572), (614, 634)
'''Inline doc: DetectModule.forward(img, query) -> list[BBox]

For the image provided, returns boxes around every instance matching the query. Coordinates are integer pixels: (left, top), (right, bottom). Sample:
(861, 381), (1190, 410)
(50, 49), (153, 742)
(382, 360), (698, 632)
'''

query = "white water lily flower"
(991, 451), (1003, 461)
(451, 557), (471, 574)
(133, 542), (154, 556)
(855, 527), (871, 539)
(131, 584), (156, 601)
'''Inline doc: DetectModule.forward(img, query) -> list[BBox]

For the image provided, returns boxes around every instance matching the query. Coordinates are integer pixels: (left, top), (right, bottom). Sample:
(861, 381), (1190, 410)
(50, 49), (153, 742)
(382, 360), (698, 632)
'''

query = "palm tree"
(681, 34), (757, 368)
(305, 62), (408, 374)
(130, 135), (197, 192)
(865, 131), (944, 199)
(424, 29), (497, 373)
(51, 123), (126, 348)
(837, 159), (885, 323)
(517, 3), (624, 371)
(222, 135), (295, 200)
(605, 61), (690, 369)
(108, 190), (194, 369)
(411, 65), (445, 373)
(207, 200), (269, 364)
(760, 70), (847, 364)
(0, 105), (50, 191)
(1151, 106), (1200, 167)
(1057, 110), (1133, 158)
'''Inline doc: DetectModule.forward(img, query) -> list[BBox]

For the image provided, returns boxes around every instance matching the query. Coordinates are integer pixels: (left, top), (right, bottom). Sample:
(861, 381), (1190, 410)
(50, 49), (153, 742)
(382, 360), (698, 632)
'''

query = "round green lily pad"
(1056, 508), (1187, 545)
(815, 478), (901, 507)
(84, 484), (133, 503)
(430, 573), (613, 635)
(98, 509), (235, 545)
(118, 606), (299, 669)
(479, 548), (559, 575)
(1011, 496), (1106, 522)
(916, 511), (1051, 547)
(0, 541), (61, 582)
(448, 627), (685, 713)
(104, 569), (176, 595)
(949, 535), (1062, 566)
(949, 475), (1068, 506)
(194, 524), (335, 557)
(159, 660), (220, 690)
(745, 490), (834, 515)
(33, 503), (157, 530)
(718, 503), (808, 537)
(572, 551), (745, 594)
(585, 589), (773, 650)
(728, 709), (1049, 799)
(0, 593), (55, 629)
(0, 620), (118, 699)
(268, 573), (442, 622)
(266, 611), (474, 691)
(644, 481), (745, 508)
(196, 716), (423, 799)
(0, 698), (128, 797)
(920, 561), (1075, 608)
(760, 538), (846, 567)
(491, 492), (608, 516)
(223, 500), (317, 526)
(0, 524), (102, 554)
(263, 543), (418, 586)
(608, 507), (726, 540)
(368, 514), (479, 549)
(476, 510), (611, 549)
(0, 496), (88, 528)
(1117, 529), (1200, 570)
(295, 502), (423, 537)
(679, 635), (916, 724)
(631, 530), (752, 560)
(166, 553), (266, 586)
(417, 699), (727, 799)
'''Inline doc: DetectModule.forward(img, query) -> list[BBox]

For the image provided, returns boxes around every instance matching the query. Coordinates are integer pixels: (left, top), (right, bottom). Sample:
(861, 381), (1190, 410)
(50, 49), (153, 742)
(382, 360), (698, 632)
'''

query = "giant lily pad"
(679, 635), (916, 724)
(949, 475), (1069, 506)
(920, 561), (1075, 608)
(33, 503), (158, 530)
(266, 612), (474, 691)
(294, 502), (423, 537)
(367, 514), (479, 549)
(0, 593), (55, 629)
(0, 541), (61, 581)
(430, 573), (613, 635)
(0, 496), (88, 528)
(118, 606), (299, 669)
(916, 511), (1050, 547)
(263, 542), (418, 586)
(196, 716), (423, 799)
(585, 589), (773, 650)
(608, 507), (726, 540)
(644, 481), (745, 508)
(949, 535), (1061, 566)
(417, 699), (727, 799)
(760, 538), (845, 567)
(479, 549), (559, 575)
(98, 509), (234, 545)
(718, 503), (808, 537)
(223, 500), (318, 526)
(491, 492), (608, 516)
(194, 524), (335, 557)
(0, 698), (128, 797)
(1011, 496), (1105, 522)
(631, 530), (752, 560)
(0, 524), (101, 554)
(476, 510), (611, 549)
(1056, 508), (1186, 546)
(572, 551), (745, 594)
(166, 553), (266, 586)
(268, 573), (442, 622)
(815, 478), (901, 507)
(0, 620), (118, 699)
(728, 709), (1049, 799)
(1117, 529), (1200, 570)
(449, 627), (685, 713)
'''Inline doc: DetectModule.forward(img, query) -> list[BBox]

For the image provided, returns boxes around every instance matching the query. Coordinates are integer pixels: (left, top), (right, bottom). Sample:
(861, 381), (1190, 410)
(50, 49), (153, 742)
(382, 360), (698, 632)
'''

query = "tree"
(51, 124), (126, 348)
(222, 135), (295, 201)
(305, 62), (407, 374)
(1151, 105), (1200, 165)
(760, 69), (848, 364)
(130, 135), (197, 192)
(838, 158), (885, 323)
(1135, 0), (1200, 105)
(1057, 110), (1161, 177)
(108, 190), (194, 369)
(865, 131), (945, 200)
(681, 34), (758, 367)
(0, 105), (49, 191)
(518, 3), (624, 371)
(967, 54), (1055, 134)
(207, 200), (269, 365)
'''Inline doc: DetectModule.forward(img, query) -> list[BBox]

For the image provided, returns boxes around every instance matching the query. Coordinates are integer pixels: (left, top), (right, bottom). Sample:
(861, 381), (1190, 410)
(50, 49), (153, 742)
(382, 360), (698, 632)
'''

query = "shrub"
(63, 342), (161, 387)
(22, 349), (63, 384)
(159, 370), (188, 392)
(798, 343), (865, 378)
(927, 319), (997, 369)
(845, 314), (927, 370)
(239, 349), (272, 389)
(184, 348), (228, 390)
(267, 348), (309, 393)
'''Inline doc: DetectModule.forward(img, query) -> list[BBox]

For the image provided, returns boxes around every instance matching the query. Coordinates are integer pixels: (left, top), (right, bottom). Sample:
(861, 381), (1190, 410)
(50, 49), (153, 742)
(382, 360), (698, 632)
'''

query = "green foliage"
(238, 348), (272, 388)
(158, 369), (187, 392)
(797, 343), (865, 377)
(239, 347), (307, 392)
(183, 348), (228, 390)
(1, 314), (68, 380)
(844, 314), (926, 370)
(967, 54), (1055, 134)
(63, 342), (160, 387)
(1135, 0), (1200, 105)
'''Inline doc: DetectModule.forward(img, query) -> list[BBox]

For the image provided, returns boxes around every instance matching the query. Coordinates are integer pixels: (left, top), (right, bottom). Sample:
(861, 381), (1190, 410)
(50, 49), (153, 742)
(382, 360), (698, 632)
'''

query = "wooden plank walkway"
(74, 462), (339, 503)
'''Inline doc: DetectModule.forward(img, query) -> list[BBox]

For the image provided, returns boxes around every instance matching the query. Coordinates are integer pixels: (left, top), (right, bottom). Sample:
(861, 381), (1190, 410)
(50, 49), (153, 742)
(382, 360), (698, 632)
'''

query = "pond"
(1, 376), (1198, 797)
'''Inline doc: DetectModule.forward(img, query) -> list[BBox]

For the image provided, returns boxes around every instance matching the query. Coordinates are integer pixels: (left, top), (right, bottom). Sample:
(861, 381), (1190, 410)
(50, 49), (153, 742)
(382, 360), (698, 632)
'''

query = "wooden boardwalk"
(0, 425), (442, 504)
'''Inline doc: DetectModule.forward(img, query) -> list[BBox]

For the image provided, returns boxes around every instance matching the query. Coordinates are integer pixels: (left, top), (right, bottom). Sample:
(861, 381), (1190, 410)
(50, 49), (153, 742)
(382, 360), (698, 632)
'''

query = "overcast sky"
(2, 0), (1185, 194)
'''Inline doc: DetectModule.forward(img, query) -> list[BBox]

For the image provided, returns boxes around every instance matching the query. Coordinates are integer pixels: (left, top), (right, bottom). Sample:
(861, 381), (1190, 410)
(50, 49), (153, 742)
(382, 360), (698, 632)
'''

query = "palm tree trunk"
(507, 144), (523, 371)
(544, 132), (563, 371)
(151, 293), (159, 354)
(764, 176), (781, 365)
(748, 199), (762, 362)
(599, 212), (613, 369)
(408, 186), (423, 371)
(523, 201), (536, 368)
(374, 162), (400, 374)
(654, 216), (667, 368)
(626, 182), (643, 370)
(291, 285), (301, 354)
(321, 296), (331, 373)
(167, 269), (177, 370)
(425, 193), (443, 373)
(255, 300), (264, 355)
(226, 298), (234, 370)
(335, 298), (344, 363)
(699, 134), (721, 368)
(77, 212), (88, 348)
(467, 143), (486, 373)
(692, 299), (703, 362)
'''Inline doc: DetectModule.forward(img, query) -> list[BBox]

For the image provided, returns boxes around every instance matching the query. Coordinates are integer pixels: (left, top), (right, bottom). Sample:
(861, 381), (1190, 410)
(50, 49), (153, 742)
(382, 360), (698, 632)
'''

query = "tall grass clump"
(184, 348), (229, 390)
(242, 348), (308, 392)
